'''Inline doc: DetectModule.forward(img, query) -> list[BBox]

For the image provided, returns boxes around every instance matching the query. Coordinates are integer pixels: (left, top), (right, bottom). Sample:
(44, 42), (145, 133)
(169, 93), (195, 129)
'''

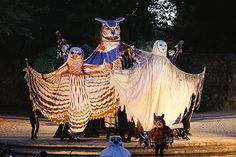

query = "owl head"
(152, 40), (167, 57)
(68, 47), (84, 60)
(95, 17), (125, 42)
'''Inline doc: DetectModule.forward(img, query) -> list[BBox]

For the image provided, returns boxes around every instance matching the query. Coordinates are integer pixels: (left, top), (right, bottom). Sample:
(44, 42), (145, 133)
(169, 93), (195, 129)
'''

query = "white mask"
(152, 40), (167, 57)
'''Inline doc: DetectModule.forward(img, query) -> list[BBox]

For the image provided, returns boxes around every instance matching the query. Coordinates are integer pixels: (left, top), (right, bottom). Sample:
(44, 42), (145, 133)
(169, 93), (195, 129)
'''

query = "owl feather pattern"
(24, 50), (119, 132)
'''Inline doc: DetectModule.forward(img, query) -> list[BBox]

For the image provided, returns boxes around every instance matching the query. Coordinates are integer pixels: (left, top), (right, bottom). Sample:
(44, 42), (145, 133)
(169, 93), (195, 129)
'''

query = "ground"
(0, 111), (236, 156)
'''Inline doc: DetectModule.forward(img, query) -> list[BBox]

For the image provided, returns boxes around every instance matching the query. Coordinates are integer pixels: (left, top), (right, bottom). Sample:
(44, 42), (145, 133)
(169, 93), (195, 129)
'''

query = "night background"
(0, 0), (235, 116)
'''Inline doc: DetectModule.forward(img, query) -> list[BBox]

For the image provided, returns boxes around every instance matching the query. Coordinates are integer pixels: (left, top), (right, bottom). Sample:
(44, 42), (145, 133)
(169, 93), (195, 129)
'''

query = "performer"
(84, 17), (135, 139)
(84, 120), (100, 138)
(53, 31), (101, 139)
(126, 118), (136, 142)
(105, 112), (118, 139)
(100, 135), (131, 157)
(117, 107), (137, 142)
(167, 40), (184, 65)
(53, 122), (70, 140)
(181, 94), (199, 136)
(148, 114), (173, 157)
(55, 30), (70, 67)
(30, 105), (40, 140)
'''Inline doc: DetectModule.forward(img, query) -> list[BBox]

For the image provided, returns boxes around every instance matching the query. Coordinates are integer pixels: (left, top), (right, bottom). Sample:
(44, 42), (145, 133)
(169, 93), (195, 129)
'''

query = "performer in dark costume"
(55, 30), (70, 68)
(121, 46), (135, 69)
(53, 122), (70, 140)
(117, 107), (137, 142)
(30, 105), (40, 140)
(117, 107), (128, 142)
(181, 94), (199, 136)
(84, 120), (100, 138)
(167, 40), (184, 65)
(126, 118), (136, 142)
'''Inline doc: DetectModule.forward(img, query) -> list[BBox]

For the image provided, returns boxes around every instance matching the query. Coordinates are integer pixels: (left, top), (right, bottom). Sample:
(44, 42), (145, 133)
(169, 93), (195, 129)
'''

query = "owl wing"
(84, 65), (119, 120)
(23, 64), (70, 123)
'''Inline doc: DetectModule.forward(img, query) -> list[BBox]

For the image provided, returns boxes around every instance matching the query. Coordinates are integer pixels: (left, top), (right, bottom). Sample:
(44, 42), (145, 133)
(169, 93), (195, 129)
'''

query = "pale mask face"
(152, 40), (167, 57)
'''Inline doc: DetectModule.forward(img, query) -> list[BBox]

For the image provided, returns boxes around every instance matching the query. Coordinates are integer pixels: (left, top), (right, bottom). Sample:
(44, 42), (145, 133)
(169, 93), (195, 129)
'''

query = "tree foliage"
(0, 0), (234, 110)
(0, 0), (32, 36)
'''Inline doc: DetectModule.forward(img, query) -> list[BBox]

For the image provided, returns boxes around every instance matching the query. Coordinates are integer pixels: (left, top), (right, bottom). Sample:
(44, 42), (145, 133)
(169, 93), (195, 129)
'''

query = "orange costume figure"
(148, 114), (173, 157)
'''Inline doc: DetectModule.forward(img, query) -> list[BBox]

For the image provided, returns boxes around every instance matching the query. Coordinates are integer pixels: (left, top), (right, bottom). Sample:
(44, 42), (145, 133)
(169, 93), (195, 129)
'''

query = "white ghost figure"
(100, 135), (131, 157)
(152, 40), (167, 57)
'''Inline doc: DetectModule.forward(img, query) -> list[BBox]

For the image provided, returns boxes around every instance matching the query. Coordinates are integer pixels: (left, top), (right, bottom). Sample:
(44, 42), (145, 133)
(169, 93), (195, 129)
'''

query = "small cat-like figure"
(148, 114), (173, 157)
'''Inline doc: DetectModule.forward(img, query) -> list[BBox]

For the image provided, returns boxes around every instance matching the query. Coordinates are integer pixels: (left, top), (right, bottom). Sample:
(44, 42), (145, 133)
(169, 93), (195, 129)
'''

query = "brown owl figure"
(85, 17), (134, 68)
(95, 17), (125, 42)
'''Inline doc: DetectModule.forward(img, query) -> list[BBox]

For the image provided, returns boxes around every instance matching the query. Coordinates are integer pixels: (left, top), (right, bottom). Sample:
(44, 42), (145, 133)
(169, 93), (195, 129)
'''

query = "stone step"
(5, 136), (236, 144)
(1, 140), (236, 157)
(5, 145), (236, 157)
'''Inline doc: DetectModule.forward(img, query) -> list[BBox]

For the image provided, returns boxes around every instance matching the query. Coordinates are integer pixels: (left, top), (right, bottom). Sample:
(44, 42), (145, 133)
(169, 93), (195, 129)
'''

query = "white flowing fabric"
(111, 49), (205, 131)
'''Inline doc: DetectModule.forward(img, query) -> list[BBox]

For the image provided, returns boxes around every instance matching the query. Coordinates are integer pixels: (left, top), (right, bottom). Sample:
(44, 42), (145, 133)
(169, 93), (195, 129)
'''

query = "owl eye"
(105, 26), (109, 30)
(115, 27), (118, 30)
(160, 44), (162, 46)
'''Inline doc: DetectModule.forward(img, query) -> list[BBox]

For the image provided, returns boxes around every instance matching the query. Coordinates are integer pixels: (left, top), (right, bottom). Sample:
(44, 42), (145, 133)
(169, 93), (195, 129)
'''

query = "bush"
(33, 44), (95, 73)
(81, 44), (94, 58)
(135, 40), (155, 52)
(33, 47), (57, 73)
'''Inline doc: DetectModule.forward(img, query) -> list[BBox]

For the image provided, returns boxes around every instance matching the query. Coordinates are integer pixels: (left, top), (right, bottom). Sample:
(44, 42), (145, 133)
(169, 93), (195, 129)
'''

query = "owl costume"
(24, 47), (119, 132)
(85, 17), (132, 69)
(84, 17), (134, 132)
(24, 18), (205, 133)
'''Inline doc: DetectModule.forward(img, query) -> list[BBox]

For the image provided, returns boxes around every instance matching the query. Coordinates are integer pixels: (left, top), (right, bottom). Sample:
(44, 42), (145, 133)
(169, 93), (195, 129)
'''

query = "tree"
(0, 0), (32, 41)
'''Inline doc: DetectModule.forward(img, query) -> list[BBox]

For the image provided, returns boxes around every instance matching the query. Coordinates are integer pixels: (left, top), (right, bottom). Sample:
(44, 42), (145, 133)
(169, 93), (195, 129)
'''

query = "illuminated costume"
(24, 18), (205, 135)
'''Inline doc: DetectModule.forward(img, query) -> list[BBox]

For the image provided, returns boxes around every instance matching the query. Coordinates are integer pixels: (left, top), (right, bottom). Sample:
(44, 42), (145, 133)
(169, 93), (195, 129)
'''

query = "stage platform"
(1, 111), (236, 156)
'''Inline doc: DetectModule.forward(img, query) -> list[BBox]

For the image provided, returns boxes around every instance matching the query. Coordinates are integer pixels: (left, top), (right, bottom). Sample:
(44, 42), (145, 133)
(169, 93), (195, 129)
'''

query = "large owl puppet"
(85, 17), (134, 69)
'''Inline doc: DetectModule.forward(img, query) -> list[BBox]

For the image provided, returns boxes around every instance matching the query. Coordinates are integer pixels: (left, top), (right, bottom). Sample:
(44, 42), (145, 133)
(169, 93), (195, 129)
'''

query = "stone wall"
(177, 53), (236, 111)
(225, 54), (236, 110)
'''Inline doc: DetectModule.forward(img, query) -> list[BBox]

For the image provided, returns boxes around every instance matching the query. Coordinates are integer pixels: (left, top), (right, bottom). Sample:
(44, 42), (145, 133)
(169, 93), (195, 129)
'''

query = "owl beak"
(111, 29), (115, 35)
(72, 54), (77, 59)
